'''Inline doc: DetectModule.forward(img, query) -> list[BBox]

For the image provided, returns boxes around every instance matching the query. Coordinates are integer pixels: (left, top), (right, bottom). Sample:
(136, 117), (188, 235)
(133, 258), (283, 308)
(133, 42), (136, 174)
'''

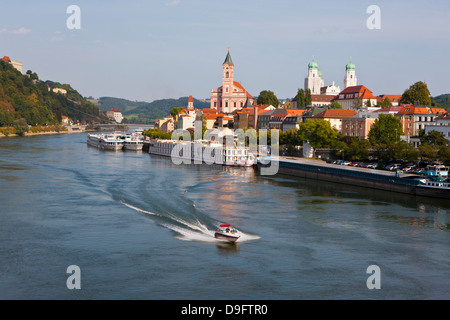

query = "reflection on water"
(257, 171), (450, 231)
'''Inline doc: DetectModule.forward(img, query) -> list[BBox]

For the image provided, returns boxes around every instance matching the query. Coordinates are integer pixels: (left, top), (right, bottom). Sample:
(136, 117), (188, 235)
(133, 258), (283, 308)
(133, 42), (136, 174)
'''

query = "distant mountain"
(0, 60), (107, 126)
(95, 96), (211, 124)
(433, 94), (450, 110)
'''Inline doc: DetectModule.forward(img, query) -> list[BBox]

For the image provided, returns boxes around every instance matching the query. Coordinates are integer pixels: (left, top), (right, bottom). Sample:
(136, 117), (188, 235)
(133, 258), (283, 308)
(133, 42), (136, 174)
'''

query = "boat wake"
(119, 200), (259, 244)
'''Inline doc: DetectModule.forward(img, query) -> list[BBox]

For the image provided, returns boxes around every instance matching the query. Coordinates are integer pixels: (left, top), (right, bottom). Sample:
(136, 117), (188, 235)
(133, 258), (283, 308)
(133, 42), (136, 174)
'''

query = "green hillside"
(96, 96), (210, 124)
(0, 60), (106, 126)
(433, 94), (450, 110)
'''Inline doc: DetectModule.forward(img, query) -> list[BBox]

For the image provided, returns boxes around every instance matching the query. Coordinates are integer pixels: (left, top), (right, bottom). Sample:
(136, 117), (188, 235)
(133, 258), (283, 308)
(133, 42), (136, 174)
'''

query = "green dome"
(346, 62), (355, 70)
(308, 60), (318, 69)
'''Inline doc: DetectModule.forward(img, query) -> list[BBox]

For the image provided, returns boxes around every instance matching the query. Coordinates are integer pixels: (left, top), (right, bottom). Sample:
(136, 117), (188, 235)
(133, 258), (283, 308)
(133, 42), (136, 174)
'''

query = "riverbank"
(259, 156), (449, 199)
(0, 125), (87, 138)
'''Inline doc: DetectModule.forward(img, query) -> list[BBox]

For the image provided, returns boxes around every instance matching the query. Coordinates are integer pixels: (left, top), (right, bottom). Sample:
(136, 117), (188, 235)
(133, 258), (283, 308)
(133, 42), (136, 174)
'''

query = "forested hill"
(95, 96), (211, 124)
(0, 60), (106, 126)
(433, 94), (450, 110)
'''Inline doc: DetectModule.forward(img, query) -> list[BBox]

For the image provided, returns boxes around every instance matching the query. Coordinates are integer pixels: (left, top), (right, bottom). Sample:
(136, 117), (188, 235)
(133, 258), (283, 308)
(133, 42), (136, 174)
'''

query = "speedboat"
(214, 224), (241, 243)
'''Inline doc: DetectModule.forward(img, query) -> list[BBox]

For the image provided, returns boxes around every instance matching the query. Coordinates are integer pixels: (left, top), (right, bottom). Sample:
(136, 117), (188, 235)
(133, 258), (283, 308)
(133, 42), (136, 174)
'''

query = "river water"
(0, 132), (448, 300)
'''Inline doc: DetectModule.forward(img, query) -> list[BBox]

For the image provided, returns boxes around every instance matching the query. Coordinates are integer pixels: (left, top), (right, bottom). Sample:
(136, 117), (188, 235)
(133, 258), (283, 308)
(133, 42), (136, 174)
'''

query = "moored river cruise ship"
(87, 133), (124, 150)
(149, 139), (256, 167)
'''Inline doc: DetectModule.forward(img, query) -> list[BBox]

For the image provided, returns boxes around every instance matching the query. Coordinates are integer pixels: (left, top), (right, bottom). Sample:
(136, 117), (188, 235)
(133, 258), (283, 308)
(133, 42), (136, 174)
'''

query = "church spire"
(223, 48), (234, 65)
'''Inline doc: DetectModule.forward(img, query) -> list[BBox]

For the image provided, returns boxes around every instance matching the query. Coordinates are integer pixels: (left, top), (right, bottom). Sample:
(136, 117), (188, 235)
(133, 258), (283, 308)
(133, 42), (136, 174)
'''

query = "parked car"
(385, 164), (401, 171)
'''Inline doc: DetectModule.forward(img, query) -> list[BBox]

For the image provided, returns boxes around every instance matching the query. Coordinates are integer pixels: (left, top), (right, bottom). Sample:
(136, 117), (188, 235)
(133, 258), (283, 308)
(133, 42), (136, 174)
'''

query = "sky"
(1, 0), (450, 102)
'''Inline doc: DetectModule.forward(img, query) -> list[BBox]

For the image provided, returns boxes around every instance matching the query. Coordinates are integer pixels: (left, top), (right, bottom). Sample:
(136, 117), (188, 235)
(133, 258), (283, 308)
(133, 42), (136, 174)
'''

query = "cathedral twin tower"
(304, 58), (358, 95)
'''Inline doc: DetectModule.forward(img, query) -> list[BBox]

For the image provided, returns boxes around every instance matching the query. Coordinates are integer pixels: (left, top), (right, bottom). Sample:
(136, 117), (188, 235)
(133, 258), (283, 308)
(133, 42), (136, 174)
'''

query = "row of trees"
(286, 116), (449, 164)
(234, 115), (449, 165)
(254, 81), (447, 111)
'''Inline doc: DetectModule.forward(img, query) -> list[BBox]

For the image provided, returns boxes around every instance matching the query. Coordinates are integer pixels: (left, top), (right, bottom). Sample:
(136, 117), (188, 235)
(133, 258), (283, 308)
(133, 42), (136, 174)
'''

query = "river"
(0, 132), (448, 300)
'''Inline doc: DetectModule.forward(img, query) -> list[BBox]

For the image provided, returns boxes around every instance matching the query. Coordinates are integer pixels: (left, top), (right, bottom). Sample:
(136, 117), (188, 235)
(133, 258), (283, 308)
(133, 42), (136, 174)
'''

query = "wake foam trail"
(120, 201), (161, 217)
(120, 200), (260, 244)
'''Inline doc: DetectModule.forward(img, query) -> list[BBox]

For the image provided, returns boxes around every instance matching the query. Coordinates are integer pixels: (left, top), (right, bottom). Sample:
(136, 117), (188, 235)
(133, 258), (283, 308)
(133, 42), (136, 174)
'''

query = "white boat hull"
(214, 232), (240, 243)
(123, 142), (144, 151)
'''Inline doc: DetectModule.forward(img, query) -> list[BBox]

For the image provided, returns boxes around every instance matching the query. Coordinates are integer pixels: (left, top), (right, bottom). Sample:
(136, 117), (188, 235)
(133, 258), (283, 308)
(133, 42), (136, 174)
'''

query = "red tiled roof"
(233, 81), (253, 98)
(313, 109), (357, 119)
(311, 94), (337, 102)
(286, 109), (306, 116)
(188, 95), (193, 102)
(204, 114), (219, 120)
(378, 94), (402, 102)
(430, 107), (447, 115)
(336, 85), (377, 100)
(109, 108), (121, 112)
(397, 105), (430, 115)
(201, 108), (218, 114)
(2, 56), (11, 63)
(437, 111), (450, 120)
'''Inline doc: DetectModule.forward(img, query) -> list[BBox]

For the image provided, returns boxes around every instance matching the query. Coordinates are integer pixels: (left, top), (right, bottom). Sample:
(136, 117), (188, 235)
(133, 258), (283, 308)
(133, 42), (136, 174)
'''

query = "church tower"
(222, 49), (234, 99)
(304, 58), (324, 95)
(344, 59), (357, 88)
(210, 49), (254, 113)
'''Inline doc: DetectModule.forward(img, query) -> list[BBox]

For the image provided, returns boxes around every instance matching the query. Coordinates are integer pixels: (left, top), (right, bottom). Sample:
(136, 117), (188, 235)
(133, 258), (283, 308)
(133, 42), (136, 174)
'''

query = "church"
(210, 50), (254, 114)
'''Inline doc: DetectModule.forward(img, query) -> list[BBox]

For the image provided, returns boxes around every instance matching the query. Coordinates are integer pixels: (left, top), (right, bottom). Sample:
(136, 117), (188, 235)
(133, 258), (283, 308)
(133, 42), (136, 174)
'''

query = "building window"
(225, 102), (228, 108)
(226, 71), (229, 78)
(234, 102), (236, 108)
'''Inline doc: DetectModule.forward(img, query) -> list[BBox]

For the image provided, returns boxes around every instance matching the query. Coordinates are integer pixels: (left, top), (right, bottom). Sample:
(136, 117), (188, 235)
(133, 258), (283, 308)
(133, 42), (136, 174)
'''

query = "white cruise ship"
(149, 139), (255, 167)
(87, 133), (124, 151)
(120, 132), (144, 151)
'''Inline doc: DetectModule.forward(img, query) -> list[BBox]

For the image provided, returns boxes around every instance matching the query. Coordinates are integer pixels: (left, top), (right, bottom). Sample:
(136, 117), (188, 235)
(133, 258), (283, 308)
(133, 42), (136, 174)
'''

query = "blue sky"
(1, 0), (449, 102)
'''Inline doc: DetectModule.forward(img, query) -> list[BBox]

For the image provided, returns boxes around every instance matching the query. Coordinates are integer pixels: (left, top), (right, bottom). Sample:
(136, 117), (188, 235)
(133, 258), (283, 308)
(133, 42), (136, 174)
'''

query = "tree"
(352, 97), (363, 110)
(420, 130), (449, 146)
(380, 97), (392, 109)
(13, 118), (28, 136)
(297, 119), (339, 156)
(296, 89), (305, 108)
(400, 81), (432, 106)
(438, 145), (450, 165)
(257, 90), (279, 108)
(368, 114), (403, 146)
(330, 101), (343, 109)
(419, 143), (439, 162)
(170, 106), (184, 117)
(305, 88), (312, 107)
(346, 138), (371, 160)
